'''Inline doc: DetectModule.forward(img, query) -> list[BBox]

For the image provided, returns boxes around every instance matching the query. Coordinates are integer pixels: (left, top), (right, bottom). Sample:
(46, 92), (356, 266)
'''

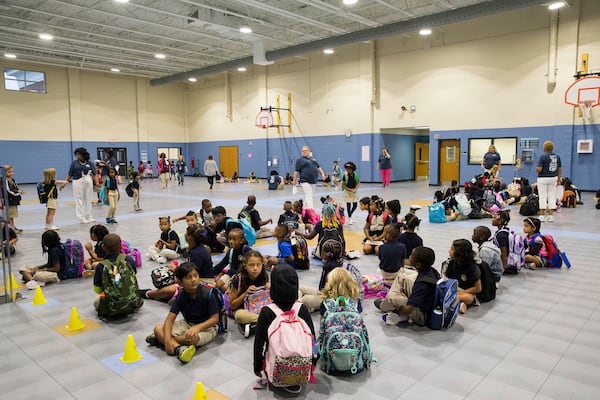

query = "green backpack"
(97, 254), (143, 319)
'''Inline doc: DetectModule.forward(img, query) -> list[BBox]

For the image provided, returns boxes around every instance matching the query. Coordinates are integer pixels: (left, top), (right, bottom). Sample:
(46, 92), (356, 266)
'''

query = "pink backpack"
(302, 208), (321, 226)
(264, 302), (314, 387)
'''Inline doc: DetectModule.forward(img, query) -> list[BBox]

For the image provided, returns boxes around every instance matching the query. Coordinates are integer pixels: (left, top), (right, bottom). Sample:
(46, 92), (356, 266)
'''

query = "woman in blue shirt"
(536, 141), (562, 223)
(61, 147), (98, 224)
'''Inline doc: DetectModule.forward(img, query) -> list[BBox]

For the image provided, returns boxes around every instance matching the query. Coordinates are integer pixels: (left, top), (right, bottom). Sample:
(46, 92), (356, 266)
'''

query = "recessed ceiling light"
(39, 33), (53, 40)
(419, 28), (432, 36)
(239, 26), (252, 34)
(114, 0), (129, 3)
(237, 67), (247, 72)
(4, 53), (16, 59)
(548, 1), (565, 10)
(343, 0), (358, 4)
(323, 48), (334, 54)
(188, 77), (197, 82)
(154, 53), (166, 59)
(110, 68), (120, 72)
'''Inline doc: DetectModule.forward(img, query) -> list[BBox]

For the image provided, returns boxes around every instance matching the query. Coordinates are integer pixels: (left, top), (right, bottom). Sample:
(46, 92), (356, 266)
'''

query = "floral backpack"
(244, 286), (272, 314)
(318, 296), (372, 375)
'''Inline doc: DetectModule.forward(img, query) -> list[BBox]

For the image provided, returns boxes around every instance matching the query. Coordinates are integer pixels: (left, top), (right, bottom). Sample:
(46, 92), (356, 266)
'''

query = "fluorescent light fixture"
(237, 67), (247, 72)
(39, 33), (53, 40)
(188, 77), (197, 82)
(239, 26), (252, 34)
(323, 48), (334, 54)
(419, 28), (432, 36)
(343, 0), (358, 4)
(110, 68), (120, 72)
(154, 53), (166, 59)
(4, 53), (16, 59)
(548, 1), (565, 10)
(114, 0), (129, 3)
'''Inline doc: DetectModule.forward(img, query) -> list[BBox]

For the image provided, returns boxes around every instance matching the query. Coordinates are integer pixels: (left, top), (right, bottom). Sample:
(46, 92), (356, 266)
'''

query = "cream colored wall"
(0, 65), (185, 142)
(186, 0), (600, 139)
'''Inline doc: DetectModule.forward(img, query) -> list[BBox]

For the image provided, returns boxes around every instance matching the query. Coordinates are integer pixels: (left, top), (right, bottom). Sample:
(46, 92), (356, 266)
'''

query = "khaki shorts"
(47, 198), (58, 209)
(8, 206), (18, 219)
(172, 320), (218, 347)
(343, 190), (358, 203)
(19, 265), (60, 283)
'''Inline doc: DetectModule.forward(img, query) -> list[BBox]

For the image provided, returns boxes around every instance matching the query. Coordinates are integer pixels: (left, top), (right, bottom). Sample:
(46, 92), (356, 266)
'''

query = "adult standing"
(61, 147), (98, 224)
(293, 146), (325, 209)
(481, 145), (501, 173)
(175, 155), (187, 185)
(157, 153), (170, 189)
(377, 147), (392, 187)
(536, 141), (562, 223)
(203, 155), (219, 190)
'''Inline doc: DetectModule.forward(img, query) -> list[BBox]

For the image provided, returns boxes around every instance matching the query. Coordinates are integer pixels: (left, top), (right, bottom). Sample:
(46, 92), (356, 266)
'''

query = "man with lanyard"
(293, 146), (325, 209)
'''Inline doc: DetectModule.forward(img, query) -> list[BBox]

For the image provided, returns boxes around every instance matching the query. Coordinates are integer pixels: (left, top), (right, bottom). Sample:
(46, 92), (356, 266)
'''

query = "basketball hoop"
(579, 100), (594, 121)
(255, 110), (274, 129)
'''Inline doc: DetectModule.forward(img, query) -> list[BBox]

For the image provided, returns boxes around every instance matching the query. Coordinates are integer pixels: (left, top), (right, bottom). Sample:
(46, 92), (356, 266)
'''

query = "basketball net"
(579, 100), (594, 121)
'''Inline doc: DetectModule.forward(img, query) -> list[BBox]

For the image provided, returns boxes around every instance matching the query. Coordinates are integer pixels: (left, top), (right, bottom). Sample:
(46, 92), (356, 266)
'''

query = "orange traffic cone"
(192, 382), (208, 400)
(66, 307), (85, 331)
(32, 286), (47, 306)
(119, 334), (143, 364)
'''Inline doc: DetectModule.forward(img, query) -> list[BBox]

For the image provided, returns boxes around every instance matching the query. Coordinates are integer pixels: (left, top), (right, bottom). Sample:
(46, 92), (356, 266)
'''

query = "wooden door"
(219, 146), (238, 179)
(439, 139), (460, 184)
(414, 142), (429, 180)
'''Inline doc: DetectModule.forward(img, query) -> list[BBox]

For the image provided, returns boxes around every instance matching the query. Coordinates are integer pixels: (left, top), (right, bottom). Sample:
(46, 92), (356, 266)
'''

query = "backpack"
(342, 262), (364, 299)
(264, 302), (315, 387)
(562, 190), (576, 208)
(97, 254), (142, 318)
(290, 235), (310, 270)
(454, 193), (472, 216)
(475, 259), (496, 303)
(318, 296), (372, 375)
(238, 207), (253, 226)
(416, 271), (460, 330)
(62, 239), (84, 280)
(120, 240), (142, 268)
(226, 218), (256, 246)
(99, 186), (109, 206)
(244, 286), (272, 314)
(199, 285), (228, 333)
(125, 183), (134, 198)
(493, 228), (525, 272)
(280, 213), (300, 230)
(428, 203), (446, 223)
(151, 266), (175, 288)
(361, 273), (389, 299)
(313, 224), (344, 259)
(519, 194), (539, 216)
(36, 182), (54, 204)
(536, 234), (565, 268)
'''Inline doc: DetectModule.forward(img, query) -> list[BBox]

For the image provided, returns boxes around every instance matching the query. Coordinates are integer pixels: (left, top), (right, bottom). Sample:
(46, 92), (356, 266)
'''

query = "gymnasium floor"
(1, 177), (599, 400)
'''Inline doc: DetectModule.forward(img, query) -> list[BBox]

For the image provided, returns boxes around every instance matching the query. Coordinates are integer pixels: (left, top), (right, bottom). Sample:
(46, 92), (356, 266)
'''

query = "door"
(97, 147), (127, 177)
(439, 139), (460, 184)
(219, 146), (238, 180)
(414, 142), (429, 180)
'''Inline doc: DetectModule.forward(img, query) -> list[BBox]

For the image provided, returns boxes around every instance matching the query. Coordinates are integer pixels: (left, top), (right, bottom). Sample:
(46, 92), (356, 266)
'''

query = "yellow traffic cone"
(32, 285), (47, 306)
(192, 382), (208, 400)
(66, 307), (85, 331)
(119, 334), (143, 364)
(7, 273), (20, 289)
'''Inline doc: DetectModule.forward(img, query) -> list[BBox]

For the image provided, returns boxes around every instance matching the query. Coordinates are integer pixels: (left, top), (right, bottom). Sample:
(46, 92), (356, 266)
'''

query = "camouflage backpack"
(97, 254), (142, 318)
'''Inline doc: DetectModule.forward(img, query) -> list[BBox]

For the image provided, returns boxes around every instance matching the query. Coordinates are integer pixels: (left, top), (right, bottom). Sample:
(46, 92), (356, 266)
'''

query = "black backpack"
(314, 225), (344, 259)
(475, 259), (496, 303)
(125, 183), (134, 198)
(519, 194), (539, 216)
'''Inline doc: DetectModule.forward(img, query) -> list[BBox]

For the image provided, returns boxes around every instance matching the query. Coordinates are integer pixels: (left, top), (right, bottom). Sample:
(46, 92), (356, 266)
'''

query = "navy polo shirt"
(170, 285), (220, 324)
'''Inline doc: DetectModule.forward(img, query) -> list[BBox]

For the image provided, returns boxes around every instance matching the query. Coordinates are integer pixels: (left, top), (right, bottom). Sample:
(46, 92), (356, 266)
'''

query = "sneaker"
(49, 225), (59, 230)
(138, 289), (150, 299)
(282, 385), (302, 394)
(177, 345), (196, 363)
(382, 312), (408, 325)
(25, 280), (45, 290)
(540, 215), (548, 222)
(547, 215), (554, 222)
(157, 256), (167, 264)
(374, 298), (383, 310)
(106, 218), (112, 224)
(459, 302), (468, 314)
(14, 228), (23, 234)
(347, 218), (354, 225)
(111, 219), (118, 223)
(145, 333), (159, 347)
(524, 262), (537, 270)
(82, 270), (95, 278)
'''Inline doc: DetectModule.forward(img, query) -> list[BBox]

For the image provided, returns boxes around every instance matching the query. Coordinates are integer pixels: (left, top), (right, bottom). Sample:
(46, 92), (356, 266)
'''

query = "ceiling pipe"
(150, 0), (551, 86)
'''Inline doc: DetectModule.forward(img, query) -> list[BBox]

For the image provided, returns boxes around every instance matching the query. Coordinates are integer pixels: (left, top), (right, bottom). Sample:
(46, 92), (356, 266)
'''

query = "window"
(3, 68), (46, 93)
(468, 137), (517, 165)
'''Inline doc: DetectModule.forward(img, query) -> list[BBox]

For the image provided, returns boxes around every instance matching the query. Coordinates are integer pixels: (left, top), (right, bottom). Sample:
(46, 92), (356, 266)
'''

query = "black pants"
(207, 175), (214, 189)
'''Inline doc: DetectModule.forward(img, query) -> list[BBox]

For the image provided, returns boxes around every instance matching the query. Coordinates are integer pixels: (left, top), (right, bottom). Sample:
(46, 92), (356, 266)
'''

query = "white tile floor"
(1, 177), (599, 400)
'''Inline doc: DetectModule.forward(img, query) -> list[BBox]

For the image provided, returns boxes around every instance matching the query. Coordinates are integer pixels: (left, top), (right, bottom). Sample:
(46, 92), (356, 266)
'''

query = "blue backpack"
(198, 285), (228, 333)
(62, 239), (84, 279)
(416, 271), (460, 330)
(318, 296), (372, 374)
(226, 218), (256, 246)
(428, 203), (446, 224)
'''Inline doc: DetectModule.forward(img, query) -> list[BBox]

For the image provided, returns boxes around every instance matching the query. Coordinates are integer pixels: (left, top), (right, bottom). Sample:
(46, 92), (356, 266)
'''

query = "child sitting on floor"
(84, 224), (109, 275)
